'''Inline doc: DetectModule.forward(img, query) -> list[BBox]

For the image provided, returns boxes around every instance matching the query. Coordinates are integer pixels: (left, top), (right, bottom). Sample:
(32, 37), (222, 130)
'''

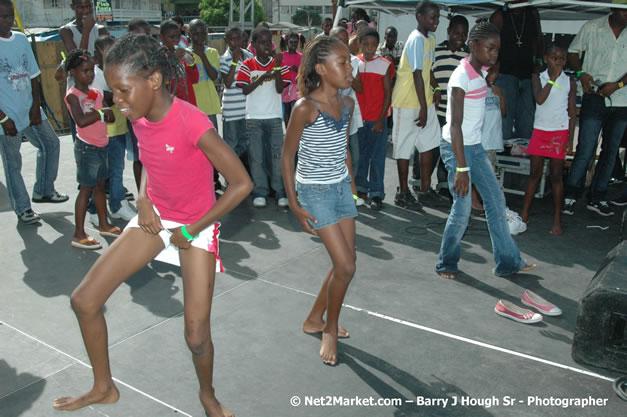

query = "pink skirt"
(526, 128), (569, 159)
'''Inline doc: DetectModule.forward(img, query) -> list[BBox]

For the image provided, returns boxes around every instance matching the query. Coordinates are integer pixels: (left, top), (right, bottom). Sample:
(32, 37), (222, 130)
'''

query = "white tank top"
(62, 20), (102, 54)
(533, 70), (570, 131)
(62, 20), (103, 91)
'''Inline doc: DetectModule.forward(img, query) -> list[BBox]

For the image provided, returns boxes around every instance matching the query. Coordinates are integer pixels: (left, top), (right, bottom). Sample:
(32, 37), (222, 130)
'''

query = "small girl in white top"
(521, 43), (576, 235)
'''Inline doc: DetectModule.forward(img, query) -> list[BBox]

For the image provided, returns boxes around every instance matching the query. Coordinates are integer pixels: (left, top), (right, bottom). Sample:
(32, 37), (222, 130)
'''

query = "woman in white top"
(521, 43), (576, 235)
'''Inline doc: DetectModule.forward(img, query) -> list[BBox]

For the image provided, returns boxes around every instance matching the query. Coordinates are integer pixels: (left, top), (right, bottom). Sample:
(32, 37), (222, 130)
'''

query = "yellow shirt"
(391, 30), (435, 109)
(107, 105), (128, 137)
(189, 47), (222, 115)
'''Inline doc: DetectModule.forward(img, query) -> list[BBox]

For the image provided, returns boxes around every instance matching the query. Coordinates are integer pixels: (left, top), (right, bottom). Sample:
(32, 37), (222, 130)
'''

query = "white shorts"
(124, 206), (223, 271)
(391, 105), (441, 159)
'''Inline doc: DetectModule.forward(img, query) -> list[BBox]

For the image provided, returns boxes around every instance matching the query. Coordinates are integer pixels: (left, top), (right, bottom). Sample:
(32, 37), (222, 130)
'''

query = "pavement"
(1, 133), (626, 417)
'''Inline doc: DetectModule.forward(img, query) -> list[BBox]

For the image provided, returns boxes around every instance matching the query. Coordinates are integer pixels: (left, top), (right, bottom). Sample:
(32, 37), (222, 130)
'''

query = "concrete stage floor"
(1, 134), (626, 417)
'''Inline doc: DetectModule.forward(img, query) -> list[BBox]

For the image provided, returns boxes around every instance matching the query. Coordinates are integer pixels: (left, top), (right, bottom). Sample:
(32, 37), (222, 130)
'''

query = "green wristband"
(181, 225), (199, 241)
(576, 70), (583, 80)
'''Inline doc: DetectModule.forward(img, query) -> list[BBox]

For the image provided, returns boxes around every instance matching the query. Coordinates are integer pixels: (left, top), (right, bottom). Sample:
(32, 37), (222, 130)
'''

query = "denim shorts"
(296, 175), (357, 230)
(74, 140), (108, 187)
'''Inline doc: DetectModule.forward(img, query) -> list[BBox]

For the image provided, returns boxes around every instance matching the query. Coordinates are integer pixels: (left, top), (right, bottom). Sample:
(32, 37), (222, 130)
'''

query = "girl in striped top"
(282, 37), (358, 366)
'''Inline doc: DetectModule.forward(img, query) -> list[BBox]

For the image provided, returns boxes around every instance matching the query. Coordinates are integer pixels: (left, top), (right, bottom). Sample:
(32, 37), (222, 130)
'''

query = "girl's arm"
(170, 128), (253, 248)
(449, 87), (469, 197)
(566, 77), (577, 155)
(66, 94), (113, 127)
(532, 72), (557, 105)
(281, 98), (318, 235)
(136, 166), (163, 235)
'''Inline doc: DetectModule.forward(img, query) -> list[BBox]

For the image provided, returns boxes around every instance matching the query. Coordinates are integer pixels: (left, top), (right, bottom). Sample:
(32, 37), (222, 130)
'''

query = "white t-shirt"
(442, 58), (487, 146)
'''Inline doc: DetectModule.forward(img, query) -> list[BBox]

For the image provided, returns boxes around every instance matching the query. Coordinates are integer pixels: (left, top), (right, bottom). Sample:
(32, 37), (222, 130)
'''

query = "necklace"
(510, 11), (526, 47)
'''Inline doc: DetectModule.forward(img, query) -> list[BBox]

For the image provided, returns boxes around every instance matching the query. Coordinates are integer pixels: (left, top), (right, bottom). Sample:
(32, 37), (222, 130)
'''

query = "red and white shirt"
(355, 55), (394, 122)
(442, 57), (488, 146)
(235, 57), (291, 119)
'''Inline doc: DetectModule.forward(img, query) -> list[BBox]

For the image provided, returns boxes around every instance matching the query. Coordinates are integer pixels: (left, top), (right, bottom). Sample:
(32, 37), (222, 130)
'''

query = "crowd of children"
(2, 1), (626, 415)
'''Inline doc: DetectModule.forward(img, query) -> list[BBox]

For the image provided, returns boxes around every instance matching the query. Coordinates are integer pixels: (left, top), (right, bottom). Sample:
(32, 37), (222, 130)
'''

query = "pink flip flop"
(521, 290), (562, 316)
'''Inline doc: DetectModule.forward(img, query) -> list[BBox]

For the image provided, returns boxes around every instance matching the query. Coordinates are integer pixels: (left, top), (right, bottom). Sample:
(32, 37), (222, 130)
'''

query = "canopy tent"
(343, 0), (627, 21)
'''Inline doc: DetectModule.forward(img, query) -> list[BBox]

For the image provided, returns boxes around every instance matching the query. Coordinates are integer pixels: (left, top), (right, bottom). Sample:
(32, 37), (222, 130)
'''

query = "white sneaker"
(277, 197), (289, 208)
(110, 200), (137, 221)
(253, 197), (267, 208)
(355, 197), (365, 207)
(506, 207), (527, 235)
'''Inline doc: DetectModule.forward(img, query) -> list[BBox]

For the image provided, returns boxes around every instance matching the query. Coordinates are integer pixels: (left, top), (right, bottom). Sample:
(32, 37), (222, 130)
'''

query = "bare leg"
(284, 101), (293, 127)
(396, 159), (410, 192)
(419, 150), (433, 192)
(74, 186), (93, 241)
(315, 217), (356, 365)
(53, 229), (165, 411)
(179, 247), (232, 417)
(302, 268), (350, 338)
(521, 155), (544, 224)
(549, 158), (565, 235)
(93, 180), (116, 232)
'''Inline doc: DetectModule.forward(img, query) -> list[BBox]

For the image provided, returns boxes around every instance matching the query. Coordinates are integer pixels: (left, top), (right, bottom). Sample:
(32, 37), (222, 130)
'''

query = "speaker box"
(572, 241), (627, 373)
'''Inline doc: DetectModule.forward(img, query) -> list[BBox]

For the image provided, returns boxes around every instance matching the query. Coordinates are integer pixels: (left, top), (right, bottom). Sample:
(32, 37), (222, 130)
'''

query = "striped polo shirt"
(442, 57), (487, 146)
(433, 41), (469, 119)
(356, 55), (395, 122)
(220, 48), (253, 121)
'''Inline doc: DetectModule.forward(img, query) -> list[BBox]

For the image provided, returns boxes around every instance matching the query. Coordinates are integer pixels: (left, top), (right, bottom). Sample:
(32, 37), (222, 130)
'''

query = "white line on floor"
(0, 363), (74, 401)
(0, 321), (193, 417)
(258, 279), (615, 383)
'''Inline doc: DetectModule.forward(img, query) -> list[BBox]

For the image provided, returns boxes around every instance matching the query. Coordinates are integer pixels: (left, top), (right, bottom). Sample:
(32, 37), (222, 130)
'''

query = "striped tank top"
(295, 96), (351, 184)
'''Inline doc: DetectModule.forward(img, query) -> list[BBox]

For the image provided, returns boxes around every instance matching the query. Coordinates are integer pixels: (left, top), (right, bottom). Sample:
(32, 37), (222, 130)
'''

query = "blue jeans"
(88, 133), (127, 213)
(356, 121), (387, 199)
(223, 118), (248, 157)
(436, 141), (526, 277)
(246, 118), (285, 199)
(565, 94), (627, 202)
(495, 74), (535, 140)
(0, 121), (61, 215)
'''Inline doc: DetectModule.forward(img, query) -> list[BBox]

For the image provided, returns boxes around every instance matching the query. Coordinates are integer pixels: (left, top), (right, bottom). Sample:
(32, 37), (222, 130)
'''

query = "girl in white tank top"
(521, 44), (577, 235)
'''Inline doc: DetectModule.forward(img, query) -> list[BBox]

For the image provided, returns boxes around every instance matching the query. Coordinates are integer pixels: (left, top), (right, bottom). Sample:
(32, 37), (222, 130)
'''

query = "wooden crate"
(31, 41), (69, 134)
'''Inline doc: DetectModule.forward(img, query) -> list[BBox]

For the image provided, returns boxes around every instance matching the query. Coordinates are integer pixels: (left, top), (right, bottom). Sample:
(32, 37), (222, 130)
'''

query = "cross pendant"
(516, 40), (522, 47)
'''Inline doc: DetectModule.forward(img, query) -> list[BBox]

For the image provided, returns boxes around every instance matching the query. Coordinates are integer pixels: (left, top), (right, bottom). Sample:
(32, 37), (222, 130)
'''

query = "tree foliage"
(292, 8), (322, 27)
(199, 0), (265, 27)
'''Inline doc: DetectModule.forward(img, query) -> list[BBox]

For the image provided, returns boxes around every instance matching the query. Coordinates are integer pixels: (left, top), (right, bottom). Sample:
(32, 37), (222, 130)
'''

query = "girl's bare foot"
(520, 263), (537, 272)
(53, 384), (119, 411)
(200, 391), (234, 417)
(549, 223), (562, 235)
(303, 318), (349, 338)
(521, 211), (529, 224)
(320, 331), (338, 366)
(437, 271), (456, 279)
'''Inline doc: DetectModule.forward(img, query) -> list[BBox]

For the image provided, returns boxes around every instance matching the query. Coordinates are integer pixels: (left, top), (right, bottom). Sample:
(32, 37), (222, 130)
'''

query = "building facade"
(16, 0), (162, 28)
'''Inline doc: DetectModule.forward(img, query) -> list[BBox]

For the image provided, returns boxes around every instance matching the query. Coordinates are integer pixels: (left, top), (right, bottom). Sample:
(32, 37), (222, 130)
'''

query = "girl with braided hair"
(282, 37), (357, 365)
(53, 34), (252, 417)
(64, 49), (121, 249)
(435, 21), (536, 280)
